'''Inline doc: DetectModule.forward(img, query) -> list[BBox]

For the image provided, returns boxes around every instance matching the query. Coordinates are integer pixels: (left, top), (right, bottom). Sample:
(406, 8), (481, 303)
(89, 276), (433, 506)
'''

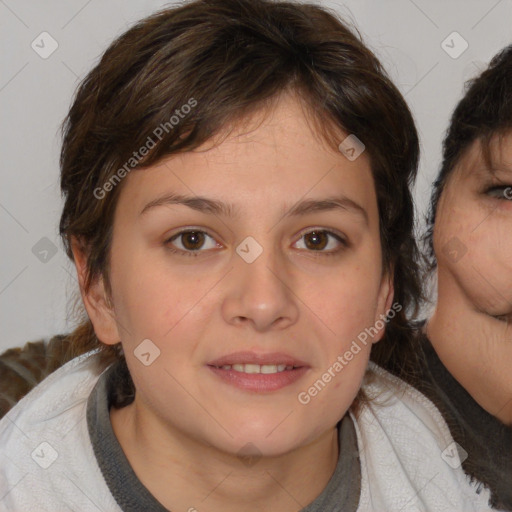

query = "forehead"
(450, 134), (512, 184)
(116, 93), (379, 224)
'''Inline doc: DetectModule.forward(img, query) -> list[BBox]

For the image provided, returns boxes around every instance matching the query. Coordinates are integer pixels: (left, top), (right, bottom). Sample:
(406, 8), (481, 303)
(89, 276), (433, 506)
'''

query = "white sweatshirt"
(0, 350), (496, 511)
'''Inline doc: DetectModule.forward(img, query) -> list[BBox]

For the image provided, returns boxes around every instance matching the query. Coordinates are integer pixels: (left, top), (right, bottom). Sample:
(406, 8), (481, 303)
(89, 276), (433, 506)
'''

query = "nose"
(221, 241), (300, 332)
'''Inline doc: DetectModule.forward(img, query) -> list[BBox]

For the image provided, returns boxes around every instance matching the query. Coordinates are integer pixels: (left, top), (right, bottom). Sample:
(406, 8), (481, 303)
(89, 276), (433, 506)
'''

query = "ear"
(372, 270), (395, 344)
(71, 237), (120, 345)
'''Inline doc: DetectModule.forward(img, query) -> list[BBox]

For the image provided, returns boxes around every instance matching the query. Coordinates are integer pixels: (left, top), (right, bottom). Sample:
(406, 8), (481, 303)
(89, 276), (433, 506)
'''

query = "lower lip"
(207, 366), (309, 392)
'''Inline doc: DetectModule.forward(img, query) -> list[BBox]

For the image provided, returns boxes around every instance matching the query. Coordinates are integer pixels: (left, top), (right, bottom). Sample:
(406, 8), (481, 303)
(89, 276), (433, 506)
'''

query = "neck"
(427, 273), (512, 425)
(110, 400), (339, 512)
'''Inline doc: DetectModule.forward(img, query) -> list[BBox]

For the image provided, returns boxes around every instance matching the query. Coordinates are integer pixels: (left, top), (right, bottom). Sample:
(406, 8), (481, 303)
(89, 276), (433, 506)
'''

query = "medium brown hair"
(59, 0), (421, 378)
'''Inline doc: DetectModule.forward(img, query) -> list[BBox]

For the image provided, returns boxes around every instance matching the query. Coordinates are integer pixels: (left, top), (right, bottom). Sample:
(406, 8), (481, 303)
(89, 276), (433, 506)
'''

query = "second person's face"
(434, 134), (512, 322)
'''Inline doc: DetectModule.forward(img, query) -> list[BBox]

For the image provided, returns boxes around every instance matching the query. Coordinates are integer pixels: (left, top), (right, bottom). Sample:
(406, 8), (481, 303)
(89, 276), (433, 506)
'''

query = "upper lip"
(207, 351), (309, 367)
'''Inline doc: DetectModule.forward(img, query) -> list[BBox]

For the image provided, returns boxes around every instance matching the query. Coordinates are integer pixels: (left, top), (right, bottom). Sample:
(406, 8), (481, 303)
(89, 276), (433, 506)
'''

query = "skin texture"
(72, 92), (393, 511)
(428, 134), (512, 425)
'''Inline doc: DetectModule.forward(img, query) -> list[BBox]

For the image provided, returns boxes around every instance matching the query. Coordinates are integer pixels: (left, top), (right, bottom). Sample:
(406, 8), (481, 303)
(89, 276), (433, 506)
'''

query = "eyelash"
(485, 184), (512, 200)
(164, 229), (348, 258)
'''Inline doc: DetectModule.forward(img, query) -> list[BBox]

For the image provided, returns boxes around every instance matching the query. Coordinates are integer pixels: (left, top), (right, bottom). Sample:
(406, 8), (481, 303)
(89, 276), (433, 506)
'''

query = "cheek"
(110, 249), (209, 344)
(433, 205), (466, 252)
(110, 233), (384, 363)
(449, 226), (512, 313)
(305, 263), (382, 350)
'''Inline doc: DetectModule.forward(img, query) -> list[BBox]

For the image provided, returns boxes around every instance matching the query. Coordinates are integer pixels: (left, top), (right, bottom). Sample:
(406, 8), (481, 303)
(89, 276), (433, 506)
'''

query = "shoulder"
(0, 348), (104, 433)
(352, 362), (494, 511)
(361, 360), (452, 437)
(0, 334), (75, 419)
(0, 351), (120, 511)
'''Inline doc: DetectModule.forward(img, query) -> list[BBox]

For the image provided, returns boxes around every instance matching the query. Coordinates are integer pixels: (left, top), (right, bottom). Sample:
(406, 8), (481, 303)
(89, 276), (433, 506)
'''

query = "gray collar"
(86, 360), (361, 511)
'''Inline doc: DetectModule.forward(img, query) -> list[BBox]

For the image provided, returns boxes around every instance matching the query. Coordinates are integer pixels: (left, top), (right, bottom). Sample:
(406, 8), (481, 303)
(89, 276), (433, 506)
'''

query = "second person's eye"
(486, 185), (512, 200)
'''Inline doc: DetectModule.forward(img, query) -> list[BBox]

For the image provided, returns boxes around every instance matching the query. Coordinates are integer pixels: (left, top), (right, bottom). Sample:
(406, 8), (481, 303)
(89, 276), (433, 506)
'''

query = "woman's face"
(86, 92), (392, 458)
(434, 135), (512, 323)
(432, 134), (512, 420)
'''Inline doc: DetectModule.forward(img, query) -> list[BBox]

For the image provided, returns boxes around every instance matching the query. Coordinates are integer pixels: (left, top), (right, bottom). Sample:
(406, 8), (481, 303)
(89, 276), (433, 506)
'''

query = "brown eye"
(294, 229), (347, 255)
(166, 230), (218, 256)
(181, 231), (205, 250)
(304, 231), (329, 250)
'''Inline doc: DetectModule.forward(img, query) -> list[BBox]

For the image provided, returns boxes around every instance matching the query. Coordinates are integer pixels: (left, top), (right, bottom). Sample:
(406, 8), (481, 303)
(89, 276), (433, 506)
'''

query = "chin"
(217, 422), (318, 459)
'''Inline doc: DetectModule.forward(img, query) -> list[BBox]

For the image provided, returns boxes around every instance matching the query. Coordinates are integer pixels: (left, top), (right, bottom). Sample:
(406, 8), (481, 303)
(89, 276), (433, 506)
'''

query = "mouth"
(211, 363), (299, 374)
(207, 352), (310, 392)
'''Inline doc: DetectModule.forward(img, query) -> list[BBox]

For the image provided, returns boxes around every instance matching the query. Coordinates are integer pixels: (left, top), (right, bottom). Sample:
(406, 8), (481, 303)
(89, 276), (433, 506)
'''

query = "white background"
(1, 0), (511, 351)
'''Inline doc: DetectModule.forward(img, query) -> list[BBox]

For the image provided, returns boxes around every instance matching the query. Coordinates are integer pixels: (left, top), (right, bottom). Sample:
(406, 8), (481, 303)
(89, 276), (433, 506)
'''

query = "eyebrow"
(139, 192), (368, 224)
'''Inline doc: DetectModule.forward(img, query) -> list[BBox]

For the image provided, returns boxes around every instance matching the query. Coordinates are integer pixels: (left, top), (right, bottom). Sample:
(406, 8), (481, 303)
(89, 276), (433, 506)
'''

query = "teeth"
(244, 364), (260, 374)
(219, 364), (294, 374)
